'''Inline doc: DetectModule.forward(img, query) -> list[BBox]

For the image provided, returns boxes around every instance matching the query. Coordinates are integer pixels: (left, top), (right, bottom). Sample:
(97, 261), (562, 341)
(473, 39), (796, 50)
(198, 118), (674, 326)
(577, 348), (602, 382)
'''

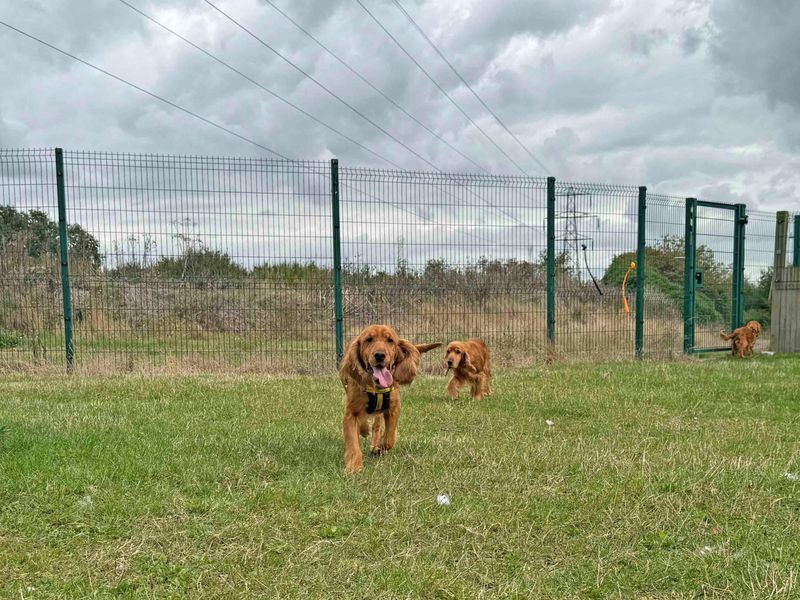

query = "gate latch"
(695, 269), (704, 289)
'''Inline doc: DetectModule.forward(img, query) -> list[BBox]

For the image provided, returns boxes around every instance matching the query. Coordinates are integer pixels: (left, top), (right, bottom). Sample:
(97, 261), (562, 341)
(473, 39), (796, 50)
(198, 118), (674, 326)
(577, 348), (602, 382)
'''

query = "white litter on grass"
(436, 494), (451, 506)
(545, 419), (554, 428)
(699, 545), (714, 556)
(78, 495), (93, 509)
(783, 472), (798, 481)
(761, 351), (775, 356)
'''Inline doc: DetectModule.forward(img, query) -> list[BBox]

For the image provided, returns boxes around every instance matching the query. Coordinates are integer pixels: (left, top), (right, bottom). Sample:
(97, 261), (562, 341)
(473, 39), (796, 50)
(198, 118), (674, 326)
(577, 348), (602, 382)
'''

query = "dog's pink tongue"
(374, 367), (393, 388)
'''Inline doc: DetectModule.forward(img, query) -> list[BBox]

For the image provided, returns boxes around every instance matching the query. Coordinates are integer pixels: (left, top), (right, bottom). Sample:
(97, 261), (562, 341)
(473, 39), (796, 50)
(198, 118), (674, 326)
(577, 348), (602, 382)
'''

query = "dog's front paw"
(345, 455), (364, 473)
(370, 444), (388, 457)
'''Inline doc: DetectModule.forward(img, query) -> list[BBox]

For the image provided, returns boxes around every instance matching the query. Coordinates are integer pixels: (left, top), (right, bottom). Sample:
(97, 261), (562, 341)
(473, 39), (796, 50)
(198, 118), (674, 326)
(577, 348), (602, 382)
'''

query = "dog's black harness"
(365, 386), (393, 414)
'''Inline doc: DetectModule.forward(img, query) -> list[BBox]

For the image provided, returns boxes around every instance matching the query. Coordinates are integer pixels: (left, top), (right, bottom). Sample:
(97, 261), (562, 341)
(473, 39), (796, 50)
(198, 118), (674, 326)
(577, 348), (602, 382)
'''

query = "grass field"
(1, 357), (799, 598)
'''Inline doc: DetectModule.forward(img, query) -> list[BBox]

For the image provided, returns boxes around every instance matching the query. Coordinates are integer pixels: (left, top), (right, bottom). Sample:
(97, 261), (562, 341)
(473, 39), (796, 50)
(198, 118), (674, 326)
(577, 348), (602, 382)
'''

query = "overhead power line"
(0, 17), (497, 243)
(391, 0), (551, 175)
(262, 0), (490, 174)
(202, 0), (441, 172)
(118, 0), (524, 227)
(0, 16), (525, 240)
(353, 0), (531, 177)
(115, 0), (405, 170)
(0, 19), (287, 159)
(200, 0), (537, 228)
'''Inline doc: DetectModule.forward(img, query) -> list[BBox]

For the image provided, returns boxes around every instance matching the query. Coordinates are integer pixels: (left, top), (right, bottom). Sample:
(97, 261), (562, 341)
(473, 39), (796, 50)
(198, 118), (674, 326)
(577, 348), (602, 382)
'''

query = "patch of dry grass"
(2, 269), (762, 374)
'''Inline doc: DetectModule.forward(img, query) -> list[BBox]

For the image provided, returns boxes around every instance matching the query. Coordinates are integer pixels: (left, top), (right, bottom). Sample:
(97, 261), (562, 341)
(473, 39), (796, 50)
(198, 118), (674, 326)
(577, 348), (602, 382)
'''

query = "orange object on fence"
(622, 261), (636, 315)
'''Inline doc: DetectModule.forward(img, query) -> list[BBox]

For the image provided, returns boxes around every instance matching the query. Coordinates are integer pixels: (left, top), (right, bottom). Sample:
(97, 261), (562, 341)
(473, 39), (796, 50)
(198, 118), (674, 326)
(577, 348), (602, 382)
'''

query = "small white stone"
(436, 494), (450, 506)
(545, 419), (554, 427)
(783, 472), (798, 481)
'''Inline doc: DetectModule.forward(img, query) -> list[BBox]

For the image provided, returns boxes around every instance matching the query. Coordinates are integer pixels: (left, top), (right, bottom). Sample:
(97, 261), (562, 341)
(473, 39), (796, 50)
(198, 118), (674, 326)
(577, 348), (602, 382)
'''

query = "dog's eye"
(454, 350), (461, 354)
(387, 337), (394, 344)
(365, 336), (373, 343)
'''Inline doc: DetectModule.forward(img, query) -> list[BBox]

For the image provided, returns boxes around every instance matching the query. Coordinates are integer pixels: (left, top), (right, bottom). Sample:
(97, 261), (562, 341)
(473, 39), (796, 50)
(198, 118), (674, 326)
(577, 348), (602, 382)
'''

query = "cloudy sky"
(1, 0), (798, 213)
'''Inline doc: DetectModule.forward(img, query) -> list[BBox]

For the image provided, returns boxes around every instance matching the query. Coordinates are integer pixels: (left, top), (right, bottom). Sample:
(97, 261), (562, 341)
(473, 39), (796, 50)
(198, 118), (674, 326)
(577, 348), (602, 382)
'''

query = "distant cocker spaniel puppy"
(444, 339), (492, 400)
(720, 320), (762, 358)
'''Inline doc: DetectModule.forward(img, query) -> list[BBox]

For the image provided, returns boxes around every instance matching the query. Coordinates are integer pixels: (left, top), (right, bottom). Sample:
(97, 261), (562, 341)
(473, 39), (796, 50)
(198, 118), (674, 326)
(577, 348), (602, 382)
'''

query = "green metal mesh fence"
(338, 168), (548, 371)
(0, 148), (795, 372)
(0, 149), (65, 368)
(745, 210), (782, 352)
(3, 149), (333, 372)
(642, 194), (685, 358)
(692, 202), (737, 352)
(552, 181), (640, 359)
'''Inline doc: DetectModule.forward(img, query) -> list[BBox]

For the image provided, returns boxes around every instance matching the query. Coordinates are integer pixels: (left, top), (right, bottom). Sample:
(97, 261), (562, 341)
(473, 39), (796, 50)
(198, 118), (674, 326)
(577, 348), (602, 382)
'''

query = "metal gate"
(683, 198), (747, 353)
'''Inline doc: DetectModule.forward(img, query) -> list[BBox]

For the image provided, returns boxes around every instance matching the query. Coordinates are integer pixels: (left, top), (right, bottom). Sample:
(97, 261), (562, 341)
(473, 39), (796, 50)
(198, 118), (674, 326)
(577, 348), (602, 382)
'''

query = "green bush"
(743, 268), (772, 326)
(0, 330), (23, 349)
(252, 262), (328, 282)
(154, 249), (248, 282)
(0, 205), (101, 268)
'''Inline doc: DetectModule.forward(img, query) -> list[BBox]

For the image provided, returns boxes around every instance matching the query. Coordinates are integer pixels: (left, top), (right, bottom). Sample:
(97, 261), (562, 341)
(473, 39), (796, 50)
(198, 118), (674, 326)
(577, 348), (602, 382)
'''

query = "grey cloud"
(438, 0), (613, 93)
(456, 0), (611, 46)
(629, 28), (668, 56)
(0, 109), (18, 147)
(709, 0), (800, 111)
(696, 182), (750, 205)
(542, 127), (580, 176)
(0, 0), (798, 216)
(260, 0), (346, 31)
(680, 26), (705, 55)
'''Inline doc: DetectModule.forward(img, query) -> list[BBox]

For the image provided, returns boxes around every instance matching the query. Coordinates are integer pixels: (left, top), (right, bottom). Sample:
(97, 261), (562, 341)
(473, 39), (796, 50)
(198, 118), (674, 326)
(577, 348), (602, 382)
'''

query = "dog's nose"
(374, 352), (386, 364)
(447, 360), (453, 367)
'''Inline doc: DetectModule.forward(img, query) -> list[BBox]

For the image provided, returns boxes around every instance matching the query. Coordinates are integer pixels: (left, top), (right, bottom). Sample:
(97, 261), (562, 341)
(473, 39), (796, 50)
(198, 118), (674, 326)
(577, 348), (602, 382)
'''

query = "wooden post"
(770, 212), (789, 304)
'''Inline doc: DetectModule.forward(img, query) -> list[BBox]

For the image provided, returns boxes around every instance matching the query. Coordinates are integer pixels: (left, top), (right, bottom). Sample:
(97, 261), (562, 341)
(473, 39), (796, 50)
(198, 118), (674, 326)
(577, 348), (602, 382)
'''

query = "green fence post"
(794, 215), (800, 268)
(739, 205), (747, 326)
(683, 198), (697, 354)
(55, 148), (74, 371)
(546, 176), (556, 356)
(330, 158), (344, 365)
(732, 203), (747, 329)
(635, 186), (646, 359)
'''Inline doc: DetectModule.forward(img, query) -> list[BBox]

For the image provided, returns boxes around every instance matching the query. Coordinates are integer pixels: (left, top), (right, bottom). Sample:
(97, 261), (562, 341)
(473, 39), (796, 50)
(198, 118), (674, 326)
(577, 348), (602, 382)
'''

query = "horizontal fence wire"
(0, 149), (64, 368)
(0, 148), (794, 372)
(338, 168), (548, 370)
(553, 181), (639, 359)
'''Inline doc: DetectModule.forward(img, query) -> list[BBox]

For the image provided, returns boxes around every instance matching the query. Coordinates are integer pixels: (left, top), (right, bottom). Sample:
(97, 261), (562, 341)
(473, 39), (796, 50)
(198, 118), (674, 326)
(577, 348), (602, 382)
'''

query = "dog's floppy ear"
(340, 337), (371, 387)
(393, 338), (421, 385)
